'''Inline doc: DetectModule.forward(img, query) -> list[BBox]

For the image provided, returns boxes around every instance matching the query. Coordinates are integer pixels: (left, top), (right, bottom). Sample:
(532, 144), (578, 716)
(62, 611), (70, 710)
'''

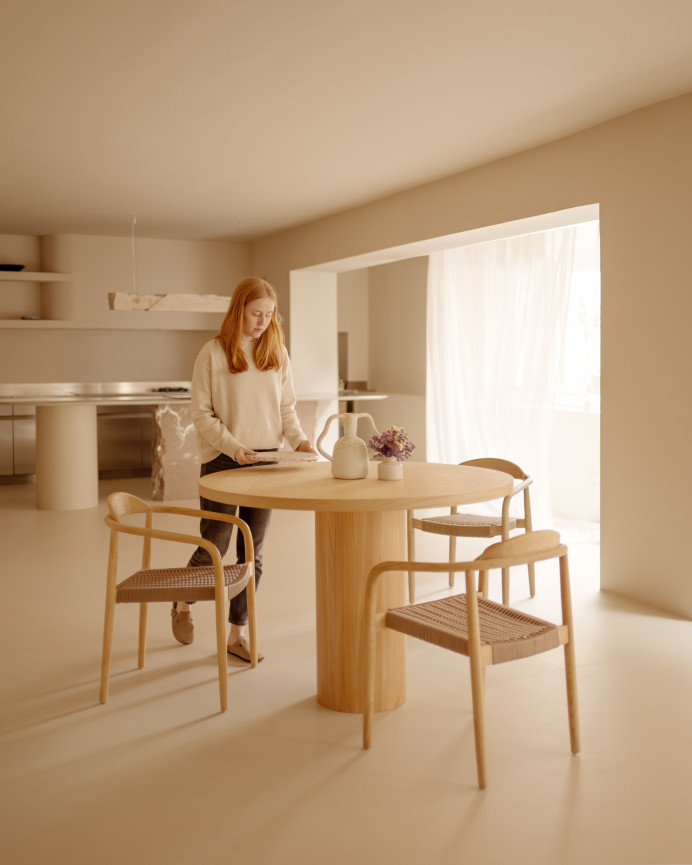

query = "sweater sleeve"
(190, 342), (243, 459)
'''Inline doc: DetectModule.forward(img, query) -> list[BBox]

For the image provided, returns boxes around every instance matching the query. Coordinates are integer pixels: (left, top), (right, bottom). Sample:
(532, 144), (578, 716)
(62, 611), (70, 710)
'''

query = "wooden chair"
(100, 491), (258, 712)
(407, 457), (535, 604)
(362, 530), (579, 788)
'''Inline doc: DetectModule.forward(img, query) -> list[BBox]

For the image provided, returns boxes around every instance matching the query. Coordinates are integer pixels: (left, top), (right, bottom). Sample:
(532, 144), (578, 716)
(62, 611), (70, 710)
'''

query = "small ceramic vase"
(377, 456), (403, 481)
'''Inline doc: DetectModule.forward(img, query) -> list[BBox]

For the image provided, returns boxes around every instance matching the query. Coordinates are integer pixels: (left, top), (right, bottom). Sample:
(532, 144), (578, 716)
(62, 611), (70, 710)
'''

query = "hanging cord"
(131, 215), (138, 295)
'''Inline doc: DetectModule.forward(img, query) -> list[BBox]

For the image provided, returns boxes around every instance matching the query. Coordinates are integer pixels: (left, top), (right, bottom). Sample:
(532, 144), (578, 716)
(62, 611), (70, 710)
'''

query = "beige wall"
(67, 234), (249, 331)
(250, 92), (692, 618)
(0, 234), (249, 383)
(368, 257), (427, 397)
(0, 328), (217, 383)
(337, 270), (370, 384)
(334, 259), (428, 459)
(365, 258), (427, 460)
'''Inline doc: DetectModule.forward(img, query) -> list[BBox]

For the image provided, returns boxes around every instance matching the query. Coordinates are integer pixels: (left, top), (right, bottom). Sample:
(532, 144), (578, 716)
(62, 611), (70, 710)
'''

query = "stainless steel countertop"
(338, 390), (388, 401)
(0, 383), (387, 407)
(0, 382), (192, 406)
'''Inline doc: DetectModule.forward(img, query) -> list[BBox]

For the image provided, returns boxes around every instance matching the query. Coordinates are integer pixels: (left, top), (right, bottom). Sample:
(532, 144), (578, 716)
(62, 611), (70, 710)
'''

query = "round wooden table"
(199, 460), (513, 713)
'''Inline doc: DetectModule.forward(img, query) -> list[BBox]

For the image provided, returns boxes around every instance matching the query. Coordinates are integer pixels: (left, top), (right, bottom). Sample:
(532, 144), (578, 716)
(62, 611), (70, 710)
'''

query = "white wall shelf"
(0, 272), (74, 323)
(0, 271), (72, 282)
(0, 319), (74, 328)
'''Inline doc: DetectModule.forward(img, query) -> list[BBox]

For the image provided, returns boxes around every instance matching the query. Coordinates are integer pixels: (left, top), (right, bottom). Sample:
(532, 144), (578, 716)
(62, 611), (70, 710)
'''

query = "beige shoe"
(171, 603), (194, 644)
(227, 636), (264, 663)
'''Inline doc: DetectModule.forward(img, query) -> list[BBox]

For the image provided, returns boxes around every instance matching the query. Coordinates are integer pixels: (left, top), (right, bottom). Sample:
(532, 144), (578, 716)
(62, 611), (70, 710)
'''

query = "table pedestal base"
(315, 509), (406, 713)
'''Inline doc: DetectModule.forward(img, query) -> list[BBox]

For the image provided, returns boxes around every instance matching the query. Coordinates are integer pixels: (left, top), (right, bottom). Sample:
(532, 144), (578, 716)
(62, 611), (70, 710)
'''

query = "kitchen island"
(0, 382), (193, 509)
(0, 383), (346, 509)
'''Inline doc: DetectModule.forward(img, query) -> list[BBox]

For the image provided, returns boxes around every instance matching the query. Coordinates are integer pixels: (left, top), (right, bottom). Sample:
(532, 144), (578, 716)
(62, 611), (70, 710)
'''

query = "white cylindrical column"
(36, 404), (99, 510)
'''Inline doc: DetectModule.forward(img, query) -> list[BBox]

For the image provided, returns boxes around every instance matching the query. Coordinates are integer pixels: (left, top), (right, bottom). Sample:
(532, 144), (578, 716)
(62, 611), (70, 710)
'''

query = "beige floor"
(1, 477), (691, 865)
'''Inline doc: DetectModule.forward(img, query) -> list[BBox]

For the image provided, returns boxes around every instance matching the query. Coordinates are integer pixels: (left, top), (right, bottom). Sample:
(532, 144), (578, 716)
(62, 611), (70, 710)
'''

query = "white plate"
(247, 450), (319, 463)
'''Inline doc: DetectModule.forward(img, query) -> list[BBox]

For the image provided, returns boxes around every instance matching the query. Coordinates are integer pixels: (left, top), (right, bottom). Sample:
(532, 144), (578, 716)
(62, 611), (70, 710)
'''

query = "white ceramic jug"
(316, 412), (379, 479)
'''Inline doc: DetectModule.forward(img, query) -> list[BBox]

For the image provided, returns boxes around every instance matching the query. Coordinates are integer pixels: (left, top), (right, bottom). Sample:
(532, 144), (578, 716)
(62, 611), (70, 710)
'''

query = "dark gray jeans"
(187, 451), (273, 626)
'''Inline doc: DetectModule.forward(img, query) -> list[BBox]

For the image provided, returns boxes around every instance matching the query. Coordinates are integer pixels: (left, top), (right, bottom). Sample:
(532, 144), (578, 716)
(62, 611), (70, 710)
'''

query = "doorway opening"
(293, 203), (600, 554)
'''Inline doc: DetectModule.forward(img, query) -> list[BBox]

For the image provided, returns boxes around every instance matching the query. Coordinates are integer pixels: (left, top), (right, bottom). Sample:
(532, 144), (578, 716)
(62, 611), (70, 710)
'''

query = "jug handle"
(358, 413), (380, 442)
(316, 414), (340, 461)
(316, 412), (380, 461)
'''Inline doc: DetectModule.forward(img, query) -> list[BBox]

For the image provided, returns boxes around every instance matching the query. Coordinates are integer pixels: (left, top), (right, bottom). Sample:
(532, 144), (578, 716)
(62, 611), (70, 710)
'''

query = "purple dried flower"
(368, 426), (416, 462)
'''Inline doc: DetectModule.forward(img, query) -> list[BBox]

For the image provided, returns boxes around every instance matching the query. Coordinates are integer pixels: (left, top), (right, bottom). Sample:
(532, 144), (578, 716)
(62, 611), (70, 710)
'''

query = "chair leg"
(246, 571), (258, 667)
(501, 567), (509, 606)
(564, 638), (581, 755)
(137, 603), (148, 669)
(100, 595), (116, 704)
(214, 591), (229, 713)
(528, 561), (536, 597)
(468, 655), (488, 789)
(559, 554), (580, 754)
(362, 610), (377, 749)
(407, 510), (416, 604)
(448, 536), (457, 588)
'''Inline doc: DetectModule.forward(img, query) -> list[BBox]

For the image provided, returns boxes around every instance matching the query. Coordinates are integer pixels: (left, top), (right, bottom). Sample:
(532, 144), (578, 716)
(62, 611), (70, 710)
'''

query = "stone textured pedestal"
(151, 404), (200, 501)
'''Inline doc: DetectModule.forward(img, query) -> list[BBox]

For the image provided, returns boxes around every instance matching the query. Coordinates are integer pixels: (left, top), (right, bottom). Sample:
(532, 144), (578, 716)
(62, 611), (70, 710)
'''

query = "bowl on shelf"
(0, 264), (26, 271)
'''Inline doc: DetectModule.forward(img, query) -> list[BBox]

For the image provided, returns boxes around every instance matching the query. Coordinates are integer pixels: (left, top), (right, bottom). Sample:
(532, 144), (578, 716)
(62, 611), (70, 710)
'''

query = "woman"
(172, 276), (316, 661)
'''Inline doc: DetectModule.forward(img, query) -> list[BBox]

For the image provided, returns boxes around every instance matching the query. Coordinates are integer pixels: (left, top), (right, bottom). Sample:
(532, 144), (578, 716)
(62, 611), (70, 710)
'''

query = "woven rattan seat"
(115, 564), (250, 604)
(414, 513), (517, 535)
(407, 458), (534, 604)
(362, 530), (580, 788)
(100, 492), (258, 712)
(386, 595), (559, 664)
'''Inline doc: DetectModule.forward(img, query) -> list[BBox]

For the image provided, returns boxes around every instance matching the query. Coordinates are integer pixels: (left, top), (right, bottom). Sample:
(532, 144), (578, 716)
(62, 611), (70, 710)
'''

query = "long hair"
(217, 277), (285, 373)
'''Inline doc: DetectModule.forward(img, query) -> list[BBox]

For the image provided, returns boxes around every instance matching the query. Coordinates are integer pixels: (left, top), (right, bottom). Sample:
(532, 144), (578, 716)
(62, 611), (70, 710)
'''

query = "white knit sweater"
(190, 337), (307, 463)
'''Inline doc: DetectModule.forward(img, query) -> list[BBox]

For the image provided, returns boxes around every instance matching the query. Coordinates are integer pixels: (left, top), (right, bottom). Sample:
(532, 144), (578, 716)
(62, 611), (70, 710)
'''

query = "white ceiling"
(2, 0), (692, 242)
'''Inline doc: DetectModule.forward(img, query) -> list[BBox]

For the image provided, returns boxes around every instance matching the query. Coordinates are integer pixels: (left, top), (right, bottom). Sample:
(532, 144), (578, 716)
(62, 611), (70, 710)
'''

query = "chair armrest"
(510, 476), (532, 496)
(104, 508), (255, 568)
(410, 476), (531, 523)
(105, 518), (223, 563)
(150, 504), (245, 525)
(162, 507), (256, 566)
(365, 559), (479, 619)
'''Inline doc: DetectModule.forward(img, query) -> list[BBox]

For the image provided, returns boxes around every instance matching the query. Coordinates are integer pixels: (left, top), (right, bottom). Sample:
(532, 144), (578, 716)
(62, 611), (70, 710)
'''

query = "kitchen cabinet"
(0, 402), (153, 482)
(0, 405), (36, 478)
(97, 406), (152, 476)
(0, 407), (12, 475)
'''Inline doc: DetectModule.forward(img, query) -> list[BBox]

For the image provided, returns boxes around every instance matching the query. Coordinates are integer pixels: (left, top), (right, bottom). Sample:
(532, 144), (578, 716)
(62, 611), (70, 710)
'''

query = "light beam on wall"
(108, 292), (230, 312)
(107, 215), (230, 313)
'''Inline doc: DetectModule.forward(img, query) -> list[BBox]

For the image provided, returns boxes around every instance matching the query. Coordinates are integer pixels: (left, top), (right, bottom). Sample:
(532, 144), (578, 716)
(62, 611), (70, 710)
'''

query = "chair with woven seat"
(362, 530), (579, 788)
(407, 457), (535, 604)
(100, 491), (258, 712)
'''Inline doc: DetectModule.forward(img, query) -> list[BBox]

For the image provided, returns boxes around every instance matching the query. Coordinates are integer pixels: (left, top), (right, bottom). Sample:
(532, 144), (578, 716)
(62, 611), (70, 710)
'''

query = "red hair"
(216, 277), (285, 373)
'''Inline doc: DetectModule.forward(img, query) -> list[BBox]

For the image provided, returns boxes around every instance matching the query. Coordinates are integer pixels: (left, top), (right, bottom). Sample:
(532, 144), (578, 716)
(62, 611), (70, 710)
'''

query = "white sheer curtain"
(426, 226), (578, 526)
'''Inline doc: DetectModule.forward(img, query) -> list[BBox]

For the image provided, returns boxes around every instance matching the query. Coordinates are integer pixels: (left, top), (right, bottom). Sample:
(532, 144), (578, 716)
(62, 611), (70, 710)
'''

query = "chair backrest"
(107, 491), (152, 522)
(104, 492), (249, 575)
(475, 529), (564, 570)
(374, 530), (564, 588)
(461, 457), (528, 482)
(105, 492), (157, 571)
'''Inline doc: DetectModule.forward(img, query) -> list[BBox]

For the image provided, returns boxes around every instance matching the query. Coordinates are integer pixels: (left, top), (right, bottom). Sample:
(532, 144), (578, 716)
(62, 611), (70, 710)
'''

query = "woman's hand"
(296, 439), (318, 454)
(234, 446), (257, 465)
